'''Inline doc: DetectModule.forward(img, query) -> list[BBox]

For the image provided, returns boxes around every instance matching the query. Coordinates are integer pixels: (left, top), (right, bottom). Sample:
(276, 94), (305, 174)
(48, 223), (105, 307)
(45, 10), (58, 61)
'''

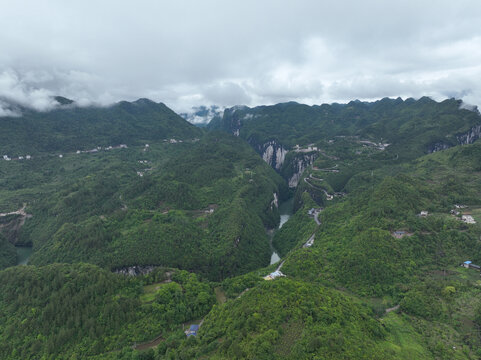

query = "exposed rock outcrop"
(0, 205), (32, 245)
(288, 154), (317, 188)
(428, 124), (481, 153)
(457, 124), (481, 145)
(251, 140), (288, 170)
(427, 142), (452, 153)
(114, 265), (156, 276)
(270, 192), (279, 210)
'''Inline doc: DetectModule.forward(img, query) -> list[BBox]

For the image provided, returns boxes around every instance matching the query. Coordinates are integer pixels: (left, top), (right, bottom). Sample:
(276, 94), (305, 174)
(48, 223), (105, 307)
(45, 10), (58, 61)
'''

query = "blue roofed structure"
(462, 260), (481, 270)
(185, 324), (199, 337)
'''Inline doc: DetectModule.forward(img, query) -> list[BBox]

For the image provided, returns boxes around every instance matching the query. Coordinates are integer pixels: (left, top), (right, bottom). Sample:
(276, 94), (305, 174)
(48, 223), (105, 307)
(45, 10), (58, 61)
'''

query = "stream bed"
(16, 246), (33, 265)
(269, 197), (294, 265)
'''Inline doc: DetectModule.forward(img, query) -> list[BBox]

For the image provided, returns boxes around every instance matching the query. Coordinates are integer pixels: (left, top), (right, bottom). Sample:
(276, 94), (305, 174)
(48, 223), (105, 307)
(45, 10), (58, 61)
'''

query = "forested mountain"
(209, 97), (480, 155)
(0, 97), (202, 154)
(179, 105), (224, 127)
(209, 98), (481, 189)
(1, 97), (481, 359)
(172, 139), (481, 359)
(0, 130), (286, 279)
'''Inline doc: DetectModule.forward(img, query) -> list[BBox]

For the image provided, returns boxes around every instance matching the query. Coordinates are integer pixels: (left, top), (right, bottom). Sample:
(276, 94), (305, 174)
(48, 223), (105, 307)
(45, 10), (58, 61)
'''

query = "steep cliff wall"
(428, 124), (481, 153)
(457, 124), (481, 145)
(287, 153), (318, 188)
(256, 140), (288, 170)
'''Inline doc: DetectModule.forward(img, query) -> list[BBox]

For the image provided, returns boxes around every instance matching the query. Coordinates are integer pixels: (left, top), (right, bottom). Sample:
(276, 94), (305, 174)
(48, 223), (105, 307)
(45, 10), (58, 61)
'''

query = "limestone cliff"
(288, 153), (317, 188)
(428, 124), (481, 153)
(256, 140), (288, 170)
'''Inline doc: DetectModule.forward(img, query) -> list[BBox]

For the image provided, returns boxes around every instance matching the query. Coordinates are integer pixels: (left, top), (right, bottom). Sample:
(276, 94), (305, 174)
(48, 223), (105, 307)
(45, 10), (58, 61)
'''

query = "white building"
(462, 215), (476, 224)
(263, 270), (286, 281)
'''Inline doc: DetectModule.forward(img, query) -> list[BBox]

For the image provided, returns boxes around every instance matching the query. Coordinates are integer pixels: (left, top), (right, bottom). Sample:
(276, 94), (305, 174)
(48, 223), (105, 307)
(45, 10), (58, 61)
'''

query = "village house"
(462, 215), (476, 224)
(307, 208), (322, 217)
(26, 155), (31, 160)
(185, 324), (199, 337)
(293, 144), (318, 153)
(462, 261), (481, 270)
(418, 211), (428, 217)
(204, 205), (216, 214)
(263, 270), (286, 281)
(393, 231), (406, 239)
(304, 237), (314, 248)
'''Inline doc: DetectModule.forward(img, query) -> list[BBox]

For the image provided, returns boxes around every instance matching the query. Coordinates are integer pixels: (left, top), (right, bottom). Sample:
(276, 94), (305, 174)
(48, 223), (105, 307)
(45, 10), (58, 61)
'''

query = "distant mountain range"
(179, 105), (224, 127)
(0, 97), (202, 154)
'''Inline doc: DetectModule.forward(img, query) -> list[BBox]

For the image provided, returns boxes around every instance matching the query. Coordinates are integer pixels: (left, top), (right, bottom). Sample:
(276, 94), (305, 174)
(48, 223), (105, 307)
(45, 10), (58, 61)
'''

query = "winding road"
(303, 177), (334, 201)
(0, 204), (27, 217)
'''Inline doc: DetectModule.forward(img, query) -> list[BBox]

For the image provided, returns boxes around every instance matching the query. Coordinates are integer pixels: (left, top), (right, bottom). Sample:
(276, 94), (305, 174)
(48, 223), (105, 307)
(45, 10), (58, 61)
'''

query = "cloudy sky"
(1, 0), (481, 115)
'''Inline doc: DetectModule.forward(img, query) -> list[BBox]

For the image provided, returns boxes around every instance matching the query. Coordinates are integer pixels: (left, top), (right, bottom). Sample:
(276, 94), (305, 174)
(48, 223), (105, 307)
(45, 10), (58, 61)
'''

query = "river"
(269, 197), (294, 265)
(16, 246), (33, 265)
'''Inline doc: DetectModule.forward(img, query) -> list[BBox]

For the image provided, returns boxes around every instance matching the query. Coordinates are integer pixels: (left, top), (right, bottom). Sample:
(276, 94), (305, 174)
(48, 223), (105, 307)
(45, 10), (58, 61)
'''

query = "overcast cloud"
(0, 0), (480, 115)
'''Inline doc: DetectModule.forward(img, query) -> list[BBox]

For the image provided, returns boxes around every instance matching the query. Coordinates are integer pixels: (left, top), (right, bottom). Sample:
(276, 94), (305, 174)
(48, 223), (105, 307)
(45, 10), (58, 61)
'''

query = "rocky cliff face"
(213, 106), (249, 136)
(428, 124), (481, 153)
(288, 154), (317, 188)
(427, 142), (452, 153)
(0, 210), (32, 246)
(270, 192), (279, 211)
(114, 265), (156, 276)
(457, 124), (481, 145)
(250, 140), (288, 170)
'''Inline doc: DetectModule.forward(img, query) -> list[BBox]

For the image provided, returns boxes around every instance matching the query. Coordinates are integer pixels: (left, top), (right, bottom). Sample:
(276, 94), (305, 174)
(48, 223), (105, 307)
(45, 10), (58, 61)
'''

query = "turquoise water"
(16, 246), (33, 265)
(270, 197), (294, 265)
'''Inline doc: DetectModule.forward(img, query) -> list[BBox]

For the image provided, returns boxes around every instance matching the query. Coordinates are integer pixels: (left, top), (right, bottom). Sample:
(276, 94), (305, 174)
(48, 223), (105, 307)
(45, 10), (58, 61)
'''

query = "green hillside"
(209, 98), (480, 159)
(209, 98), (481, 190)
(0, 98), (202, 154)
(1, 98), (481, 359)
(0, 264), (215, 359)
(0, 131), (285, 280)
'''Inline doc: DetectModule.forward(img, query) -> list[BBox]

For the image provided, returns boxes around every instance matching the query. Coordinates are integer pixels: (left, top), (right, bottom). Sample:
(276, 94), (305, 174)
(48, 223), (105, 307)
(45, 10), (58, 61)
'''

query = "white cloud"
(0, 0), (481, 115)
(0, 69), (57, 112)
